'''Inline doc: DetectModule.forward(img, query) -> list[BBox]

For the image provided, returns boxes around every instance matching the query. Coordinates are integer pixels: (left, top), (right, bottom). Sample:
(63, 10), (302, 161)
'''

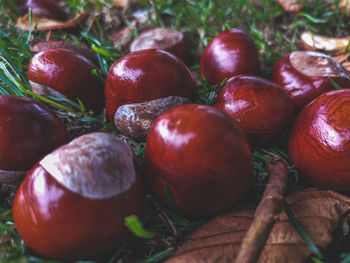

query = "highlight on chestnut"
(213, 75), (294, 145)
(289, 89), (350, 190)
(28, 48), (105, 110)
(105, 49), (197, 140)
(143, 104), (253, 217)
(200, 28), (260, 85)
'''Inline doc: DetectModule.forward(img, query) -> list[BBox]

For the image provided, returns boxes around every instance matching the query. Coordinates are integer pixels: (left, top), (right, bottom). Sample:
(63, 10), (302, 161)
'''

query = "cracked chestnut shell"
(28, 48), (104, 110)
(214, 75), (294, 145)
(200, 28), (260, 86)
(20, 0), (68, 21)
(105, 49), (197, 140)
(13, 132), (144, 260)
(289, 89), (350, 190)
(271, 51), (350, 111)
(143, 104), (253, 217)
(0, 95), (67, 183)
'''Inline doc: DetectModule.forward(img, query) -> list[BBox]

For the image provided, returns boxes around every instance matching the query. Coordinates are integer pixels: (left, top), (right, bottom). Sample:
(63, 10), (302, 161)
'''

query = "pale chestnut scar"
(40, 132), (136, 199)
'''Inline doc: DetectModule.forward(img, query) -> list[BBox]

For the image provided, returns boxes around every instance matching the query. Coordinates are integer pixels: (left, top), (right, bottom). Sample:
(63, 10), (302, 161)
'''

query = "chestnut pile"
(6, 1), (350, 260)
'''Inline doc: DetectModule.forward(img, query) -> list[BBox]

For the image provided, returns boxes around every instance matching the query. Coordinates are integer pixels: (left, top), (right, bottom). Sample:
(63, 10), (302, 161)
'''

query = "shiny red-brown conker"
(105, 49), (196, 120)
(143, 104), (253, 217)
(105, 49), (197, 139)
(271, 51), (350, 111)
(13, 132), (144, 260)
(130, 27), (189, 63)
(28, 48), (104, 110)
(200, 28), (260, 86)
(0, 95), (67, 173)
(20, 0), (68, 21)
(289, 89), (350, 190)
(213, 75), (294, 145)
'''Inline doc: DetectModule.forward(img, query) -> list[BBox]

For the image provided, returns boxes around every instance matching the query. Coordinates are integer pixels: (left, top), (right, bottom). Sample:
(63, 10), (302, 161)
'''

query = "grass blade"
(283, 200), (323, 259)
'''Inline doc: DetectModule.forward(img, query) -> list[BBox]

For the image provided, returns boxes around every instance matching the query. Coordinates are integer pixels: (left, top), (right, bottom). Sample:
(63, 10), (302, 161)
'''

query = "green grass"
(0, 0), (350, 262)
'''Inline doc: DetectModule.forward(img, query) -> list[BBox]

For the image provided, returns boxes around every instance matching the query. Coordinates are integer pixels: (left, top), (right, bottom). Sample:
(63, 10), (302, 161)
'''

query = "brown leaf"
(341, 62), (350, 73)
(16, 12), (88, 31)
(299, 31), (350, 53)
(114, 0), (130, 8)
(109, 21), (137, 50)
(166, 188), (350, 263)
(276, 0), (304, 12)
(339, 0), (350, 16)
(278, 0), (350, 15)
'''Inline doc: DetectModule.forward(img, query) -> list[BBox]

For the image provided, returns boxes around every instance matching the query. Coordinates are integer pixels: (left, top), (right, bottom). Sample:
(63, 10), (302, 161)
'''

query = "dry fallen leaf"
(166, 188), (350, 263)
(300, 31), (350, 53)
(277, 0), (350, 15)
(109, 20), (137, 50)
(276, 0), (304, 12)
(16, 12), (88, 31)
(114, 0), (130, 8)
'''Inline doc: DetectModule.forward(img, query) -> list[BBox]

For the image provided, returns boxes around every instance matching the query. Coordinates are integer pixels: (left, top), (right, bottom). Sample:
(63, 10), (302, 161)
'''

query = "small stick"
(235, 157), (288, 263)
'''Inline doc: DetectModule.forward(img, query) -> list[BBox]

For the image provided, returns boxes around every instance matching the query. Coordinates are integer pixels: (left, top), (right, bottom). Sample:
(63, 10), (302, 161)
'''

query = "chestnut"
(28, 48), (104, 110)
(289, 89), (350, 190)
(213, 75), (294, 145)
(143, 104), (253, 217)
(200, 28), (260, 86)
(105, 49), (197, 140)
(271, 51), (350, 111)
(130, 27), (189, 63)
(0, 95), (67, 183)
(30, 39), (98, 65)
(13, 132), (144, 260)
(20, 0), (68, 21)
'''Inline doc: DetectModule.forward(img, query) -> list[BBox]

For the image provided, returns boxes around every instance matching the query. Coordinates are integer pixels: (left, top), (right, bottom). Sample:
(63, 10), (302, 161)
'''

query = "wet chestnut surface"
(271, 51), (350, 111)
(0, 95), (67, 171)
(13, 165), (144, 260)
(289, 89), (350, 190)
(21, 0), (68, 21)
(143, 104), (253, 217)
(105, 49), (197, 121)
(214, 75), (294, 145)
(28, 48), (104, 110)
(200, 28), (260, 86)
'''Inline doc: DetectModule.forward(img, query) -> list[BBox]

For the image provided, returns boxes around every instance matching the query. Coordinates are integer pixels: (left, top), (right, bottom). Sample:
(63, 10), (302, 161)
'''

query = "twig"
(235, 157), (288, 263)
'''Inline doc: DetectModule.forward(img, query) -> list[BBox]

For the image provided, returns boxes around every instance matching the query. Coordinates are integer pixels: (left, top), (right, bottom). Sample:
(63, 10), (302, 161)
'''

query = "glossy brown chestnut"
(28, 48), (104, 110)
(30, 39), (98, 65)
(143, 104), (253, 217)
(271, 51), (350, 111)
(20, 0), (68, 21)
(13, 132), (144, 260)
(105, 49), (197, 140)
(289, 89), (350, 190)
(0, 95), (67, 182)
(130, 27), (189, 63)
(200, 28), (260, 86)
(213, 75), (294, 145)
